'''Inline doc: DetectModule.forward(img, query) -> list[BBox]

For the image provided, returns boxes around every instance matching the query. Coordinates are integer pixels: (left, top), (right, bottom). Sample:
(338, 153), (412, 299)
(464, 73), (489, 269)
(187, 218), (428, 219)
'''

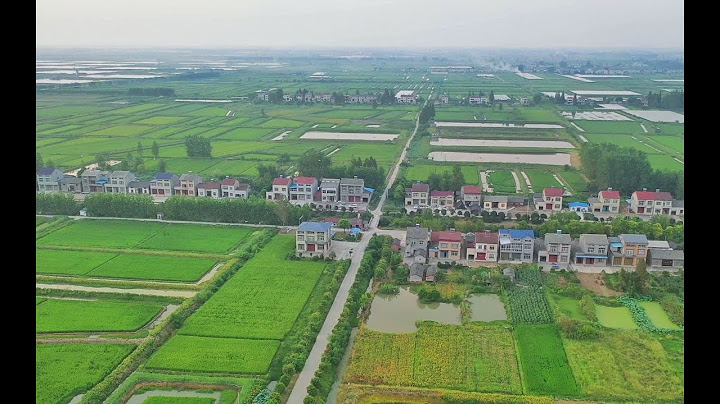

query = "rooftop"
(297, 221), (333, 232)
(431, 190), (454, 197)
(431, 230), (463, 242)
(197, 182), (221, 189)
(544, 187), (564, 197)
(500, 229), (535, 239)
(620, 234), (649, 245)
(484, 195), (508, 202)
(340, 177), (364, 186)
(37, 168), (58, 175)
(221, 178), (239, 186)
(579, 234), (609, 245)
(294, 176), (317, 185)
(396, 90), (416, 97)
(462, 185), (482, 194)
(634, 190), (673, 201)
(474, 231), (499, 244)
(153, 172), (177, 180)
(599, 189), (621, 199)
(649, 248), (684, 260)
(545, 232), (572, 244)
(406, 226), (430, 240)
(273, 177), (292, 186)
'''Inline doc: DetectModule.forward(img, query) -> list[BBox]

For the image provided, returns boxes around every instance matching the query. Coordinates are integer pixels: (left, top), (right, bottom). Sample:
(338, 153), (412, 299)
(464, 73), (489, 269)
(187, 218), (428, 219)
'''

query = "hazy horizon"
(37, 0), (684, 50)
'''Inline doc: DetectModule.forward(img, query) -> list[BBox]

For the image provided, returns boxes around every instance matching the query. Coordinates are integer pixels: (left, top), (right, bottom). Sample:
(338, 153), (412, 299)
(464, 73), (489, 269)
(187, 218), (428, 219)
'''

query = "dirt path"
(510, 170), (523, 193)
(576, 273), (622, 297)
(570, 151), (581, 168)
(520, 171), (533, 193)
(36, 283), (197, 298)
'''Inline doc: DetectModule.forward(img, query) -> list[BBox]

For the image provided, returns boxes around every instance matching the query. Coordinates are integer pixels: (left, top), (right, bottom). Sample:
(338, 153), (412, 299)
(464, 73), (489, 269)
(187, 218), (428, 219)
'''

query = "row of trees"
(297, 151), (386, 190)
(391, 165), (466, 202)
(418, 103), (435, 124)
(580, 143), (683, 198)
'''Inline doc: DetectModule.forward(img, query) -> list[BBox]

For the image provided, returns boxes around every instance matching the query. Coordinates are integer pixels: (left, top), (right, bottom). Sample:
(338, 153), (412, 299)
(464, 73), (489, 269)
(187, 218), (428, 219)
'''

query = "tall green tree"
(184, 134), (212, 158)
(36, 152), (44, 171)
(151, 141), (160, 159)
(158, 159), (167, 172)
(136, 141), (144, 155)
(298, 151), (332, 179)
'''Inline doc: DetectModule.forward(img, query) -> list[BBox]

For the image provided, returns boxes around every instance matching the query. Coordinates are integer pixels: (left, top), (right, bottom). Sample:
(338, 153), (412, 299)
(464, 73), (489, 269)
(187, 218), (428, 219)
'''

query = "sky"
(36, 0), (684, 49)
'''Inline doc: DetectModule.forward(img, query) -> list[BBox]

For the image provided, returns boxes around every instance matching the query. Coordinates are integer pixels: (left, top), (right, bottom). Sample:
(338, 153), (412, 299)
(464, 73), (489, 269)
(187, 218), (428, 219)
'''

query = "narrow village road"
(35, 283), (197, 298)
(287, 95), (431, 403)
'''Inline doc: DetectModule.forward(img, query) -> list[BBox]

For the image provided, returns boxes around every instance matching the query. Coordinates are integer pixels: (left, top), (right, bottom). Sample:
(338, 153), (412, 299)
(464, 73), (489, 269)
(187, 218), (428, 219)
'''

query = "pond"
(365, 286), (461, 333)
(467, 294), (507, 322)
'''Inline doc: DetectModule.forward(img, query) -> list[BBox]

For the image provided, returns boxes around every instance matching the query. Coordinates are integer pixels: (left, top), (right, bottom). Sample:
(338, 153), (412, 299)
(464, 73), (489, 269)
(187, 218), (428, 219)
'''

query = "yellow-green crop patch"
(258, 118), (305, 128)
(596, 305), (639, 329)
(639, 301), (681, 330)
(36, 343), (135, 404)
(514, 324), (578, 396)
(84, 124), (152, 137)
(215, 127), (275, 140)
(146, 335), (279, 374)
(36, 220), (164, 249)
(136, 224), (253, 254)
(36, 299), (165, 333)
(87, 254), (218, 282)
(134, 116), (188, 125)
(36, 249), (117, 276)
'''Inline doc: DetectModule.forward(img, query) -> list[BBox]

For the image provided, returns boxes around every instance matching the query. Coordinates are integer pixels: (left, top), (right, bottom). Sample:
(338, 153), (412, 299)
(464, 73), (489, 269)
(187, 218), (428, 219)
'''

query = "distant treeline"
(128, 88), (175, 97)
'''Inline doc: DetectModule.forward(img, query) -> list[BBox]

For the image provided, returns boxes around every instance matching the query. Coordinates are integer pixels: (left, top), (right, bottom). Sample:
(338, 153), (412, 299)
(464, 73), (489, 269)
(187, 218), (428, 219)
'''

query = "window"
(523, 253), (531, 260)
(639, 201), (645, 205)
(317, 245), (324, 250)
(626, 249), (634, 256)
(597, 248), (605, 254)
(561, 246), (569, 253)
(489, 245), (495, 250)
(451, 251), (458, 256)
(297, 244), (305, 250)
(587, 247), (595, 253)
(638, 249), (645, 256)
(440, 242), (448, 248)
(656, 201), (662, 205)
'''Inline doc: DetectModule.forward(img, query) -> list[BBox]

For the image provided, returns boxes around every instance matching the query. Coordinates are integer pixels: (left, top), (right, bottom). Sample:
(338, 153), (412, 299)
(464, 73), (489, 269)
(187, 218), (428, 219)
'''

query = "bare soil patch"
(576, 272), (622, 297)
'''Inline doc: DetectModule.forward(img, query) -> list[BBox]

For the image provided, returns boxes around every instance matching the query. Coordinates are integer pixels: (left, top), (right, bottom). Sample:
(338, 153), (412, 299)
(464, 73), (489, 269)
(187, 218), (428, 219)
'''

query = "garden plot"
(300, 131), (398, 141)
(435, 122), (564, 129)
(271, 131), (291, 141)
(431, 138), (574, 148)
(429, 152), (571, 166)
(561, 111), (631, 121)
(624, 110), (685, 123)
(516, 72), (543, 80)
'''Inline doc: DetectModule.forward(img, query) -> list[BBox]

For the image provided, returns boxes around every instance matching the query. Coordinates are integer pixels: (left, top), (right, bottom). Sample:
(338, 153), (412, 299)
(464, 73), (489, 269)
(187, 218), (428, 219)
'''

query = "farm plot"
(596, 305), (638, 329)
(646, 154), (684, 172)
(134, 116), (188, 125)
(215, 127), (275, 140)
(36, 299), (165, 333)
(108, 103), (169, 115)
(514, 324), (579, 396)
(142, 397), (215, 404)
(87, 254), (219, 282)
(36, 249), (117, 276)
(624, 110), (684, 123)
(650, 136), (684, 153)
(486, 170), (517, 193)
(36, 220), (164, 249)
(300, 131), (399, 141)
(561, 111), (631, 121)
(506, 286), (554, 324)
(572, 121), (643, 134)
(557, 171), (588, 193)
(638, 301), (681, 330)
(178, 235), (325, 340)
(36, 105), (110, 120)
(36, 343), (135, 404)
(552, 296), (588, 321)
(199, 159), (257, 177)
(583, 133), (658, 153)
(313, 109), (379, 119)
(146, 335), (279, 374)
(405, 164), (480, 185)
(564, 330), (683, 402)
(259, 118), (305, 128)
(84, 125), (152, 137)
(137, 224), (253, 254)
(345, 323), (522, 394)
(139, 126), (210, 139)
(430, 139), (574, 149)
(428, 152), (571, 166)
(524, 169), (563, 190)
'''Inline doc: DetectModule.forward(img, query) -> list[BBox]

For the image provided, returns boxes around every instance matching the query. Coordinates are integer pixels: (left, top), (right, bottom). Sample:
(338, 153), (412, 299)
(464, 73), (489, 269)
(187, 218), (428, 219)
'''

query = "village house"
(105, 171), (136, 194)
(520, 97), (529, 105)
(36, 168), (63, 193)
(460, 185), (482, 205)
(340, 177), (364, 203)
(609, 234), (649, 267)
(266, 177), (292, 201)
(319, 178), (340, 203)
(405, 225), (430, 258)
(59, 176), (83, 193)
(405, 182), (430, 208)
(289, 177), (318, 205)
(296, 221), (333, 257)
(149, 172), (179, 196)
(220, 178), (250, 198)
(573, 234), (610, 267)
(669, 200), (684, 218)
(408, 263), (425, 282)
(395, 90), (416, 104)
(429, 229), (463, 262)
(483, 195), (509, 212)
(589, 188), (621, 214)
(127, 180), (151, 195)
(197, 182), (221, 198)
(430, 190), (454, 208)
(537, 230), (572, 268)
(468, 94), (483, 105)
(568, 202), (589, 213)
(647, 248), (684, 271)
(630, 189), (673, 216)
(425, 264), (438, 282)
(465, 230), (499, 263)
(498, 229), (535, 263)
(439, 94), (449, 104)
(81, 170), (111, 194)
(175, 173), (203, 197)
(534, 187), (564, 212)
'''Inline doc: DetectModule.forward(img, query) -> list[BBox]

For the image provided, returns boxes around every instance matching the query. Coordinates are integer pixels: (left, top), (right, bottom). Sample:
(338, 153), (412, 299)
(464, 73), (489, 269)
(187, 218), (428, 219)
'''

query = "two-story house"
(465, 230), (499, 263)
(290, 177), (318, 205)
(538, 230), (572, 268)
(647, 248), (684, 271)
(36, 168), (64, 193)
(430, 190), (454, 208)
(498, 229), (535, 263)
(105, 171), (136, 194)
(59, 176), (83, 193)
(221, 178), (250, 198)
(296, 221), (333, 257)
(573, 234), (609, 267)
(460, 185), (482, 205)
(609, 234), (649, 267)
(197, 182), (221, 198)
(127, 180), (151, 195)
(81, 170), (111, 193)
(175, 173), (203, 196)
(483, 195), (509, 212)
(266, 177), (292, 201)
(340, 177), (364, 203)
(405, 225), (430, 258)
(319, 178), (340, 203)
(395, 90), (416, 104)
(630, 189), (673, 216)
(149, 172), (179, 196)
(669, 200), (684, 218)
(534, 187), (564, 212)
(405, 182), (430, 207)
(589, 188), (621, 213)
(429, 229), (463, 262)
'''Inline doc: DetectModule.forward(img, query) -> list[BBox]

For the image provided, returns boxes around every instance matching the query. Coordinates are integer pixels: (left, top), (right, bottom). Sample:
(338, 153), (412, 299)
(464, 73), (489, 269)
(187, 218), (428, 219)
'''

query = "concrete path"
(578, 134), (588, 143)
(479, 170), (493, 192)
(640, 123), (648, 133)
(510, 171), (522, 193)
(36, 283), (197, 298)
(286, 94), (431, 404)
(570, 122), (585, 132)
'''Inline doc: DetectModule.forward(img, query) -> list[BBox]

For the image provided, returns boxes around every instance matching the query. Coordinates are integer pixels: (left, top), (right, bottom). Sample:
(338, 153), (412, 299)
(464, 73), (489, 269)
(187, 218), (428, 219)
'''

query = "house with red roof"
(430, 190), (454, 208)
(460, 185), (482, 205)
(289, 176), (318, 205)
(197, 182), (221, 198)
(429, 229), (463, 262)
(266, 177), (292, 201)
(534, 187), (564, 212)
(221, 178), (250, 198)
(631, 189), (673, 216)
(465, 230), (499, 263)
(589, 188), (621, 214)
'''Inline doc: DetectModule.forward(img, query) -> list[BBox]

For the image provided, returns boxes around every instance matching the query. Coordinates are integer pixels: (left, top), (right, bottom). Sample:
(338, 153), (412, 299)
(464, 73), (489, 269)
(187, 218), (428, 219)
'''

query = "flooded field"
(300, 131), (399, 141)
(428, 151), (572, 165)
(561, 111), (631, 121)
(366, 286), (461, 333)
(624, 110), (685, 123)
(435, 122), (564, 129)
(467, 294), (507, 322)
(431, 138), (574, 148)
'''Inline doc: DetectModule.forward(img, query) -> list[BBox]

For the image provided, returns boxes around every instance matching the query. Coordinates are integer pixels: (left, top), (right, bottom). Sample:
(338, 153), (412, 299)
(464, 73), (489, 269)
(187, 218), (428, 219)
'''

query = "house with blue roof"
(498, 228), (535, 263)
(296, 221), (334, 257)
(568, 202), (589, 213)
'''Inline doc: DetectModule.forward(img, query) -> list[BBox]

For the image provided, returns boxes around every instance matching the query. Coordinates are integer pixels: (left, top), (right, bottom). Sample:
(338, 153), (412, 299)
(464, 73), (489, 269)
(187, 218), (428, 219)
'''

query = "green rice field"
(87, 254), (219, 282)
(514, 324), (579, 396)
(36, 299), (165, 333)
(36, 249), (117, 276)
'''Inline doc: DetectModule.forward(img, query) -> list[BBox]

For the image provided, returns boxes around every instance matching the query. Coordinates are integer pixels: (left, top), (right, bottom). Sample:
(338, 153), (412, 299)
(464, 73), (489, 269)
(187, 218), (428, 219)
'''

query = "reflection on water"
(467, 294), (507, 322)
(366, 286), (461, 332)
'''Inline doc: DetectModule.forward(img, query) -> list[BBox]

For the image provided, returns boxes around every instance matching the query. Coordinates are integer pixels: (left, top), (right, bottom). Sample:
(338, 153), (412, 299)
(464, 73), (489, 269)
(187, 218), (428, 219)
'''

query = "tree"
(533, 93), (542, 105)
(489, 90), (495, 103)
(36, 152), (44, 171)
(274, 199), (291, 225)
(151, 141), (160, 159)
(450, 165), (465, 192)
(338, 218), (350, 233)
(136, 141), (144, 155)
(185, 134), (212, 158)
(298, 151), (332, 179)
(158, 159), (167, 172)
(498, 103), (503, 111)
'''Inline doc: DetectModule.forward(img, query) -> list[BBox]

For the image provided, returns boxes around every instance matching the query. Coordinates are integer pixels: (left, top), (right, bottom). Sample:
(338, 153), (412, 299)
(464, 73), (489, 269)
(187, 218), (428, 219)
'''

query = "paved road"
(36, 283), (197, 298)
(287, 95), (431, 404)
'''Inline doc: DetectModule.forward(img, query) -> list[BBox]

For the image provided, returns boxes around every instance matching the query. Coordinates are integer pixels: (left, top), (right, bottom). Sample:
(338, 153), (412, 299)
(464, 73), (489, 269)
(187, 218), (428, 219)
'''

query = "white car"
(349, 204), (358, 208)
